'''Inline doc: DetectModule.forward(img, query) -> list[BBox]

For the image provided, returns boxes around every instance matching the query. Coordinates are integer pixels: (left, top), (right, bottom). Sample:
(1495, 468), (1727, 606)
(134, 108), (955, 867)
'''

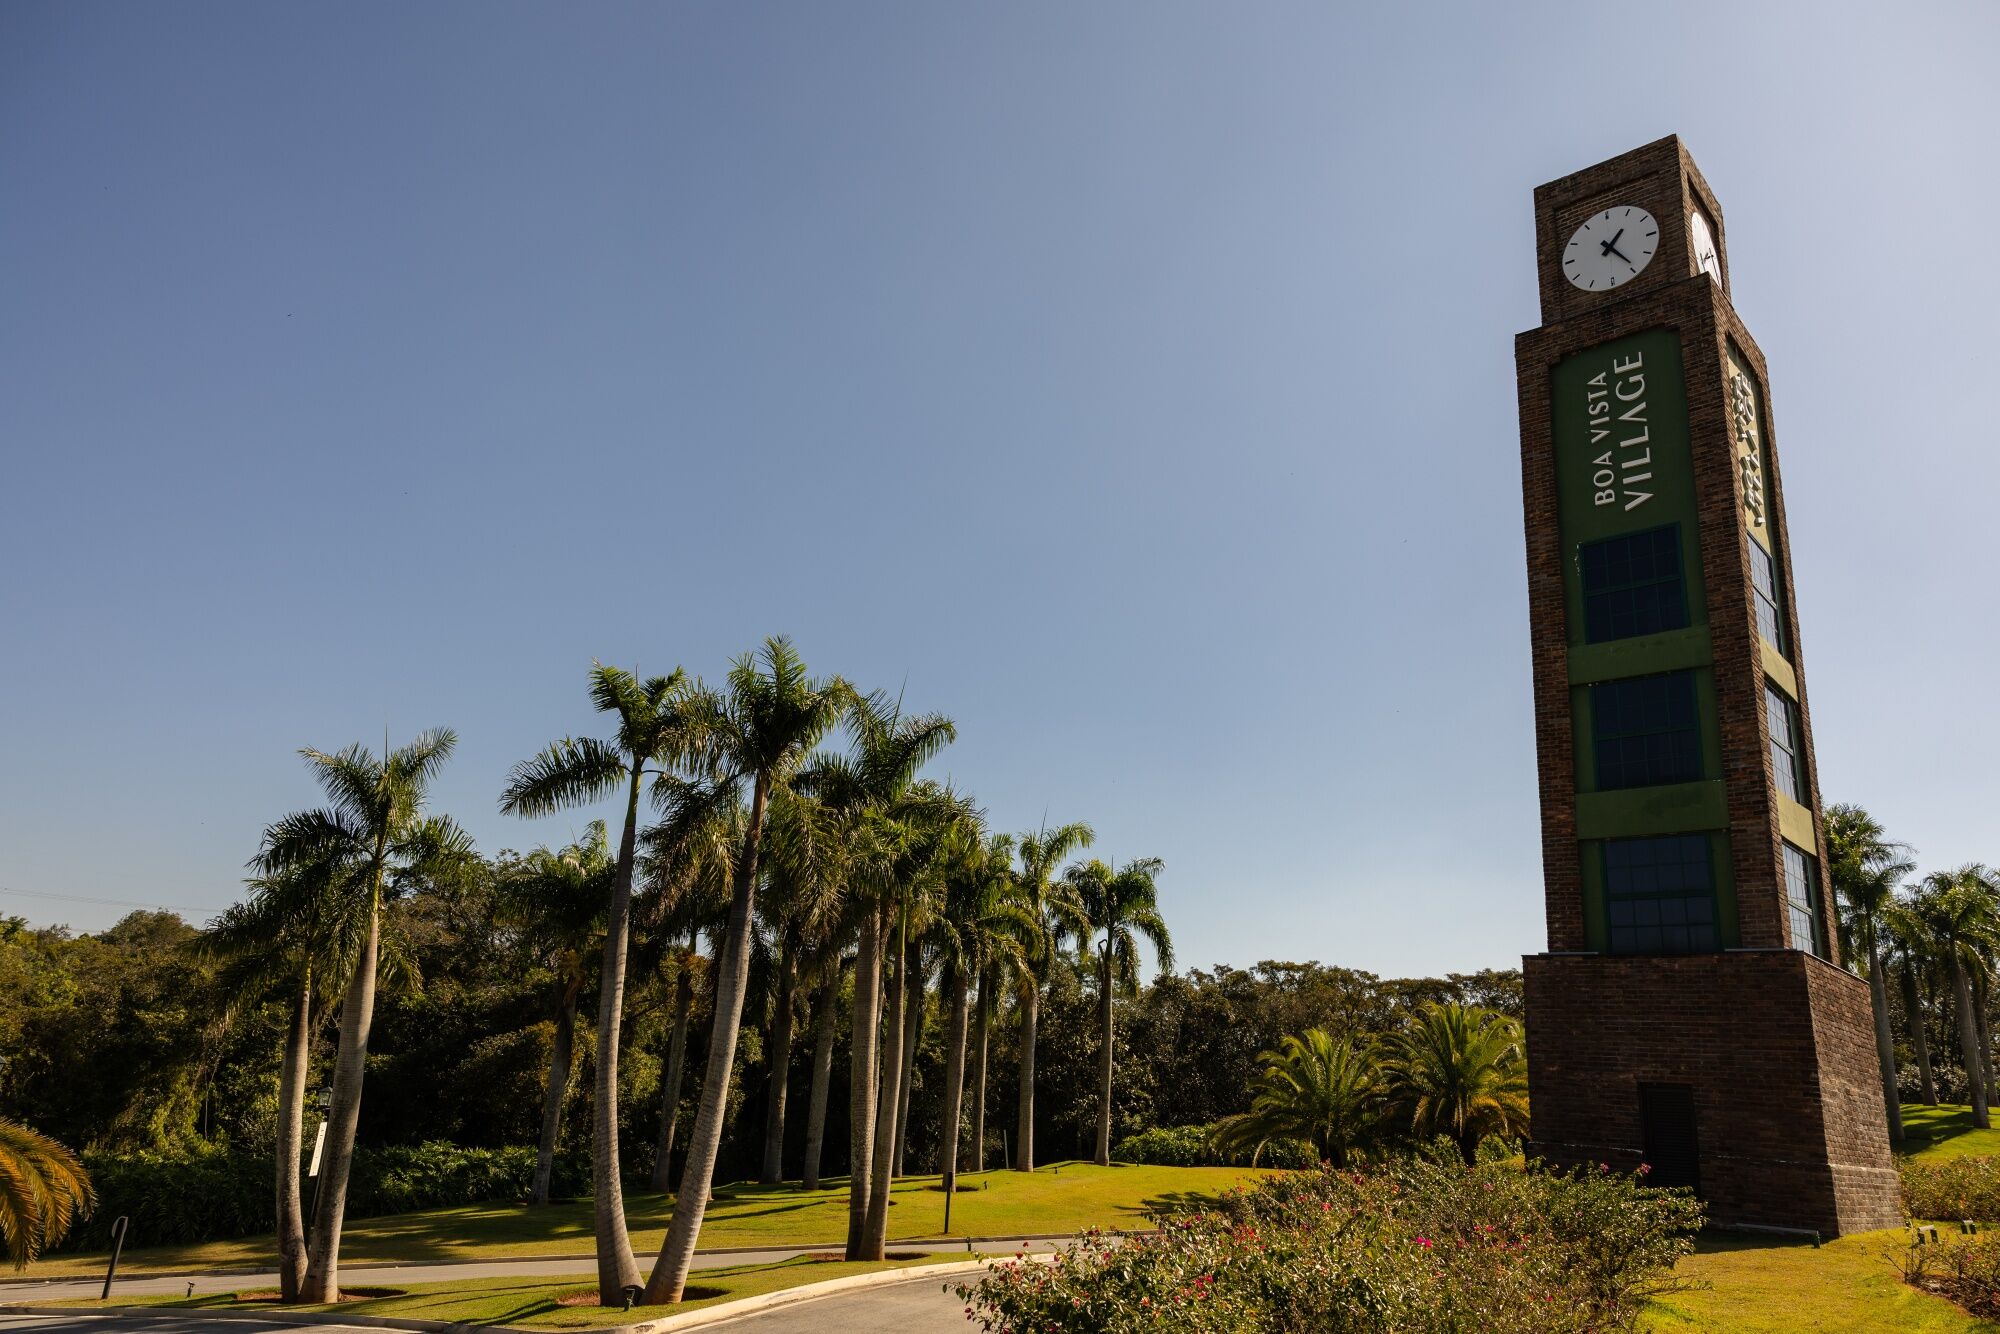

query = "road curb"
(0, 1259), (1025, 1333)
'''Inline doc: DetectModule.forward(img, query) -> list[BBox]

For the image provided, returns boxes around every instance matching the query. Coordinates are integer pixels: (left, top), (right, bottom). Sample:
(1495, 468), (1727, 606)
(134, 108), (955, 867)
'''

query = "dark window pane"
(1580, 526), (1690, 644)
(1602, 834), (1721, 956)
(1590, 671), (1701, 790)
(1765, 684), (1803, 803)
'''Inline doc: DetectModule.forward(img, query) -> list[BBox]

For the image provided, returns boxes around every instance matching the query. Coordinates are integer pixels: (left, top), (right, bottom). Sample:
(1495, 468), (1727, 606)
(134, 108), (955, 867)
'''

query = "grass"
(27, 1161), (1266, 1279)
(36, 1254), (950, 1329)
(1903, 1105), (2000, 1162)
(1642, 1229), (1999, 1333)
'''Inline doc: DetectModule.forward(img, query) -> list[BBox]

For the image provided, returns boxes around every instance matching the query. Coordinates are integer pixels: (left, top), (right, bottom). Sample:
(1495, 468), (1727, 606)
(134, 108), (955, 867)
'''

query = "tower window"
(1783, 841), (1828, 959)
(1603, 834), (1718, 955)
(1748, 538), (1787, 655)
(1764, 684), (1805, 803)
(1590, 671), (1701, 790)
(1579, 525), (1689, 644)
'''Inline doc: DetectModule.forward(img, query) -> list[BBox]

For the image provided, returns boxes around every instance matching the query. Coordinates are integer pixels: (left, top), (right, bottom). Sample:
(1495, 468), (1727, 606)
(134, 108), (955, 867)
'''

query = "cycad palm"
(1825, 803), (1913, 1144)
(0, 1119), (93, 1268)
(1211, 1030), (1379, 1168)
(1063, 857), (1174, 1166)
(1383, 1002), (1528, 1165)
(503, 664), (697, 1304)
(255, 729), (464, 1302)
(497, 822), (614, 1207)
(645, 637), (856, 1304)
(1010, 821), (1094, 1172)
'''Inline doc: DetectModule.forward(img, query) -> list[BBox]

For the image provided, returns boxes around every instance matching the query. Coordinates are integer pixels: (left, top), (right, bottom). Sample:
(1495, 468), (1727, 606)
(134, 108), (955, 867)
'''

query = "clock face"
(1690, 209), (1722, 284)
(1562, 206), (1659, 291)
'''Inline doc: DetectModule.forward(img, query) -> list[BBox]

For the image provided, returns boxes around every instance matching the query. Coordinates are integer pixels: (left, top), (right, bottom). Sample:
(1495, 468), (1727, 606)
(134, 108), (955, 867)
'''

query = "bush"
(62, 1141), (590, 1252)
(1903, 1154), (2000, 1223)
(1901, 1229), (2000, 1319)
(959, 1156), (1704, 1333)
(1112, 1122), (1317, 1170)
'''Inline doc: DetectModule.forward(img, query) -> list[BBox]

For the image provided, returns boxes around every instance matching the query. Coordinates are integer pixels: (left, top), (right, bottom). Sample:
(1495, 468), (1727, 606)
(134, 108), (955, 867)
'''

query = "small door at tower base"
(1639, 1082), (1700, 1193)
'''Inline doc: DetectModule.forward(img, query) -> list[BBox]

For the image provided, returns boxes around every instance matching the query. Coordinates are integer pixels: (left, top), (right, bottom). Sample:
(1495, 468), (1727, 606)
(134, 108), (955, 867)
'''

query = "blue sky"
(2, 2), (1994, 977)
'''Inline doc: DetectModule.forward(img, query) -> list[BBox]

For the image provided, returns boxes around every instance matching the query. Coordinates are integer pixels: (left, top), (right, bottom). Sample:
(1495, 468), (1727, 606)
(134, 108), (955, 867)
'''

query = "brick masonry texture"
(1515, 137), (1899, 1235)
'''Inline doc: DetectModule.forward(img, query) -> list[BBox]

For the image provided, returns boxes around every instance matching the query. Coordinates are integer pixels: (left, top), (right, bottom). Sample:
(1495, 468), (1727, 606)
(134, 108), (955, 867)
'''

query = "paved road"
(0, 1317), (385, 1333)
(701, 1272), (975, 1331)
(5, 1242), (1052, 1305)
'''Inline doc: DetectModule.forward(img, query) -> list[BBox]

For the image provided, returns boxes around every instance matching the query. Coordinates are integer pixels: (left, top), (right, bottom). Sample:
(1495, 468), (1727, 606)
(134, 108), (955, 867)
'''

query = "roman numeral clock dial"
(1563, 206), (1659, 290)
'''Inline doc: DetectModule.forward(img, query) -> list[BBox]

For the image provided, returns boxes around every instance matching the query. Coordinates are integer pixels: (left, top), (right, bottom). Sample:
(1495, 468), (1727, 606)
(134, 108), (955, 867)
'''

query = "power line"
(0, 886), (208, 915)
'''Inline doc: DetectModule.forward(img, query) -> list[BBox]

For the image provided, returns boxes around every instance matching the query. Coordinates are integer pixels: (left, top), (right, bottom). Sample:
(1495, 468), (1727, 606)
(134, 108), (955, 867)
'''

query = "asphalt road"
(0, 1317), (385, 1333)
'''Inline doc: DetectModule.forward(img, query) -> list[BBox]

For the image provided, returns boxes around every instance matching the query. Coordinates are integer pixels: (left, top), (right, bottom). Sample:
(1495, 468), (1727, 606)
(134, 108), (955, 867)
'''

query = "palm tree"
(254, 729), (465, 1302)
(1826, 803), (1914, 1145)
(1913, 867), (2000, 1129)
(0, 1119), (93, 1268)
(1210, 1030), (1380, 1167)
(795, 693), (956, 1260)
(644, 637), (856, 1304)
(1382, 1002), (1529, 1165)
(934, 829), (1028, 1186)
(495, 823), (613, 1206)
(502, 666), (698, 1305)
(1010, 821), (1094, 1172)
(1063, 857), (1174, 1166)
(636, 787), (737, 1194)
(205, 853), (367, 1299)
(1887, 905), (1941, 1104)
(754, 788), (846, 1184)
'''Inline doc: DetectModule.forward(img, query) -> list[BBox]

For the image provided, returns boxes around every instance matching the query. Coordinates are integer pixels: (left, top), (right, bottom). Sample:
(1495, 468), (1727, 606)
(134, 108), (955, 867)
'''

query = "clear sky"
(2, 2), (1994, 978)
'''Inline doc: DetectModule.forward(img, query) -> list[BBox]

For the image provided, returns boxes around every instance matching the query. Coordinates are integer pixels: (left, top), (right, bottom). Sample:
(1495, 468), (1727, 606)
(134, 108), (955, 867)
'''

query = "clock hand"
(1598, 227), (1626, 257)
(1606, 242), (1632, 264)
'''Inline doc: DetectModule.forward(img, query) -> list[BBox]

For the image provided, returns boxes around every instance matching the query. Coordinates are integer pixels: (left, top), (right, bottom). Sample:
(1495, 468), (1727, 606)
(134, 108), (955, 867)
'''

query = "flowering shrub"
(1900, 1228), (2000, 1318)
(957, 1157), (1703, 1332)
(1903, 1155), (2000, 1223)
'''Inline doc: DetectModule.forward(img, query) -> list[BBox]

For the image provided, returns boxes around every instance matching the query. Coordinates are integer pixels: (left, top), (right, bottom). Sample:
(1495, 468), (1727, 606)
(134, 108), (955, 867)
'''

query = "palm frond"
(499, 736), (628, 816)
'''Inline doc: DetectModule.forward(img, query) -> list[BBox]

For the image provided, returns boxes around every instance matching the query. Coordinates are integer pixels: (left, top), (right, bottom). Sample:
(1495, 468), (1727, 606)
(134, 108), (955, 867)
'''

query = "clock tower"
(1514, 136), (1900, 1234)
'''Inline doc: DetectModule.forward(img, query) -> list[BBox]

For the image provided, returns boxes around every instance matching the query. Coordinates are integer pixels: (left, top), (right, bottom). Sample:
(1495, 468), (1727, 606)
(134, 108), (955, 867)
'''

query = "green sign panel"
(1550, 328), (1706, 644)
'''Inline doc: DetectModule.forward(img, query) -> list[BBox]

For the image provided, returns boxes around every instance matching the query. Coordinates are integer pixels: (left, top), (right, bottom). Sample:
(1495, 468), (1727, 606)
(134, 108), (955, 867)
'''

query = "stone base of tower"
(1523, 950), (1903, 1236)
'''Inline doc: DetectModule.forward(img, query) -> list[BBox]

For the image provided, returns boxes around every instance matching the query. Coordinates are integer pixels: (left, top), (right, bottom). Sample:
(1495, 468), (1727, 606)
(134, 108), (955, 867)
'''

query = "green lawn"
(28, 1162), (1265, 1279)
(1643, 1229), (1996, 1333)
(39, 1254), (950, 1329)
(1902, 1105), (2000, 1162)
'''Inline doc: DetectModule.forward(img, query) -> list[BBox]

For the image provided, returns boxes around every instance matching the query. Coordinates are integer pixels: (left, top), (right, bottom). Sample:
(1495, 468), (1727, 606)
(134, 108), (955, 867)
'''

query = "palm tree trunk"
(1951, 953), (1989, 1128)
(1905, 964), (1939, 1104)
(1014, 982), (1038, 1172)
(760, 943), (797, 1184)
(1866, 931), (1904, 1145)
(937, 961), (970, 1187)
(1095, 948), (1114, 1167)
(1979, 983), (1996, 1108)
(863, 916), (908, 1259)
(299, 890), (381, 1303)
(531, 991), (577, 1206)
(892, 963), (922, 1177)
(582, 767), (647, 1303)
(969, 966), (990, 1174)
(649, 958), (694, 1193)
(845, 905), (884, 1259)
(645, 775), (771, 1304)
(275, 973), (311, 1302)
(802, 973), (839, 1191)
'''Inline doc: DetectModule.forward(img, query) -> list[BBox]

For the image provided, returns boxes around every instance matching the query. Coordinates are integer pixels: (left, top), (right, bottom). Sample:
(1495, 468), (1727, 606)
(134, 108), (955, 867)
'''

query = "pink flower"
(1416, 1236), (1434, 1249)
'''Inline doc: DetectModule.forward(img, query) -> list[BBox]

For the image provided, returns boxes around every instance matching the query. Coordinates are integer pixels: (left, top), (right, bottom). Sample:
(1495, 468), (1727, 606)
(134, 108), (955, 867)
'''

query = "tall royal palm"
(255, 729), (464, 1302)
(1826, 803), (1914, 1145)
(206, 854), (368, 1299)
(932, 824), (1029, 1190)
(1914, 866), (2000, 1129)
(1010, 821), (1093, 1172)
(1063, 857), (1174, 1166)
(796, 693), (956, 1259)
(496, 823), (613, 1207)
(502, 666), (696, 1304)
(645, 638), (855, 1303)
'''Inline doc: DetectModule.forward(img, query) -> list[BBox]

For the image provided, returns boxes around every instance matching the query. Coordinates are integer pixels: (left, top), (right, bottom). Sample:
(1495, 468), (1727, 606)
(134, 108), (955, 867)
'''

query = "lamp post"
(308, 1085), (333, 1237)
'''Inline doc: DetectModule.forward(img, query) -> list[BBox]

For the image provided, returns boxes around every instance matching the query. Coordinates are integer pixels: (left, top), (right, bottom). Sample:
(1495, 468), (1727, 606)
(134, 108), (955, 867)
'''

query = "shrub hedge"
(960, 1157), (1704, 1333)
(63, 1142), (589, 1252)
(1111, 1122), (1317, 1170)
(1903, 1154), (2000, 1223)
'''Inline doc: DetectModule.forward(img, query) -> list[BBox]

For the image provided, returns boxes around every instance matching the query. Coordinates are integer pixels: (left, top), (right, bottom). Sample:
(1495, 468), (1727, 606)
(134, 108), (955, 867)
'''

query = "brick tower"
(1514, 137), (1900, 1234)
